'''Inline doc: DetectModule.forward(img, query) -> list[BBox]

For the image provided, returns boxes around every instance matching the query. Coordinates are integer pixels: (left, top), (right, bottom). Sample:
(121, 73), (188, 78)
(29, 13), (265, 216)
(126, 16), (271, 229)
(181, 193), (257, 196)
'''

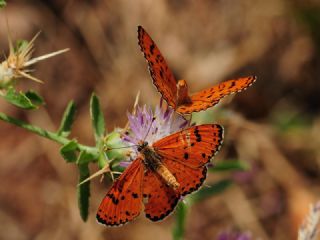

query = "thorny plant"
(0, 2), (318, 240)
(0, 26), (240, 239)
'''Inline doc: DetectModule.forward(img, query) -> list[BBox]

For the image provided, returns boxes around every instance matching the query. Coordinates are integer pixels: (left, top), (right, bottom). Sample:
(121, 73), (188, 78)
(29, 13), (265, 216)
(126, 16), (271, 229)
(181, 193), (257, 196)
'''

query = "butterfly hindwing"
(153, 124), (224, 167)
(177, 76), (257, 114)
(142, 169), (180, 221)
(162, 158), (208, 196)
(96, 157), (144, 226)
(138, 26), (177, 108)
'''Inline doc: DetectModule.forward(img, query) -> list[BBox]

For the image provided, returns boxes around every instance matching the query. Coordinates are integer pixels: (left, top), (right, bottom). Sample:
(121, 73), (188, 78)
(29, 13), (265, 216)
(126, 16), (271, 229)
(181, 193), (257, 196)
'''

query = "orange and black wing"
(153, 124), (224, 167)
(153, 124), (223, 196)
(142, 169), (180, 221)
(138, 26), (177, 108)
(96, 157), (144, 226)
(163, 158), (208, 196)
(176, 76), (256, 114)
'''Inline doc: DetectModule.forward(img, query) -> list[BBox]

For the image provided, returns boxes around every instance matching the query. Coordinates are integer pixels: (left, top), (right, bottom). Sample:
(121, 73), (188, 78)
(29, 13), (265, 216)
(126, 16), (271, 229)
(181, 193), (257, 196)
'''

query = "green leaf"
(25, 91), (44, 106)
(60, 140), (78, 162)
(0, 0), (6, 8)
(295, 6), (320, 52)
(77, 163), (90, 221)
(90, 93), (105, 143)
(3, 87), (44, 109)
(190, 179), (232, 203)
(271, 109), (311, 133)
(172, 201), (188, 240)
(209, 160), (250, 172)
(57, 101), (76, 137)
(77, 150), (97, 165)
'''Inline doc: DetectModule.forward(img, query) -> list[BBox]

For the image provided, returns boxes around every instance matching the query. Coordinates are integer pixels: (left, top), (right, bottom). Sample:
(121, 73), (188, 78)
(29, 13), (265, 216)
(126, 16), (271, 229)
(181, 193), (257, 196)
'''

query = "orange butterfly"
(96, 124), (223, 226)
(138, 26), (256, 114)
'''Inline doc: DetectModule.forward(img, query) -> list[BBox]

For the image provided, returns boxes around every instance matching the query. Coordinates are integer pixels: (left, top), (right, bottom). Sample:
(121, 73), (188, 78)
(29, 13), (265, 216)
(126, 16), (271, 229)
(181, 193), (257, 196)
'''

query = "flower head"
(122, 100), (189, 153)
(217, 230), (252, 240)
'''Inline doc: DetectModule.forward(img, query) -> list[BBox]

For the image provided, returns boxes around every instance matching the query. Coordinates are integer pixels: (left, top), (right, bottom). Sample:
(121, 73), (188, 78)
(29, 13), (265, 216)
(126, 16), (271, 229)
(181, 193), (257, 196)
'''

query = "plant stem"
(0, 112), (99, 157)
(172, 201), (188, 240)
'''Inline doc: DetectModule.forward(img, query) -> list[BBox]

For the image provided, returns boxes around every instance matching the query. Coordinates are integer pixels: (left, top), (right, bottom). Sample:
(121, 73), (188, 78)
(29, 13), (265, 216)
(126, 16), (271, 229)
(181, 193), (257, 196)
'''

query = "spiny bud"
(0, 31), (69, 89)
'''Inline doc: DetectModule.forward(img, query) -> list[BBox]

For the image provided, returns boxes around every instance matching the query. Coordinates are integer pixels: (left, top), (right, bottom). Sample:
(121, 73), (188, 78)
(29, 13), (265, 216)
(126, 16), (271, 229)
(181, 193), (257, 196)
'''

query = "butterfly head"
(137, 141), (148, 152)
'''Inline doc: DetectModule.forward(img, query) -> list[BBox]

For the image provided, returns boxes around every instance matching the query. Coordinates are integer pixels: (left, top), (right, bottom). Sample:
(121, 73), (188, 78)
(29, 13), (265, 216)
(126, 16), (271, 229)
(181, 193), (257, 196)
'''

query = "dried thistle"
(0, 31), (69, 88)
(298, 201), (320, 240)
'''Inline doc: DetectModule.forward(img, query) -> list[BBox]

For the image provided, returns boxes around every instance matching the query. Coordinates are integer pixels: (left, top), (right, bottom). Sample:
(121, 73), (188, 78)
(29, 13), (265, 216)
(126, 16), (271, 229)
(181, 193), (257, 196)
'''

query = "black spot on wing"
(145, 196), (179, 222)
(181, 167), (207, 196)
(132, 193), (139, 199)
(150, 43), (155, 54)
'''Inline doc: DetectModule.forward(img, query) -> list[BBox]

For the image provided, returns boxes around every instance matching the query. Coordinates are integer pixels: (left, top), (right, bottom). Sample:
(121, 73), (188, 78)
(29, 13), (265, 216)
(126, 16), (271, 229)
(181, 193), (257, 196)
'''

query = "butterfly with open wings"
(138, 25), (256, 114)
(96, 123), (223, 226)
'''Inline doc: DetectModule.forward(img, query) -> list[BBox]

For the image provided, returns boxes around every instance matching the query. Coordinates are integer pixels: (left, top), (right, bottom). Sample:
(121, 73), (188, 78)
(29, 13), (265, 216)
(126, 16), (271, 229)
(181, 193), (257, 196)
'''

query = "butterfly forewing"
(153, 124), (224, 167)
(96, 157), (144, 226)
(177, 76), (257, 114)
(138, 26), (178, 108)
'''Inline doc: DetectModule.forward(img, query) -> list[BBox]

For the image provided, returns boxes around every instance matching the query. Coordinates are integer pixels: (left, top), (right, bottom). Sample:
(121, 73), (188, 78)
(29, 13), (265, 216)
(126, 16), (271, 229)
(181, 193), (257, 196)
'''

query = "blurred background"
(0, 0), (320, 239)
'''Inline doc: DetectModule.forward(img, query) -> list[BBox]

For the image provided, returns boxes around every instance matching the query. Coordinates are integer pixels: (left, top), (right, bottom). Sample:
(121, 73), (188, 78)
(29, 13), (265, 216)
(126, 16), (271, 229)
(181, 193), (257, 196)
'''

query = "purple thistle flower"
(120, 101), (189, 165)
(217, 230), (252, 240)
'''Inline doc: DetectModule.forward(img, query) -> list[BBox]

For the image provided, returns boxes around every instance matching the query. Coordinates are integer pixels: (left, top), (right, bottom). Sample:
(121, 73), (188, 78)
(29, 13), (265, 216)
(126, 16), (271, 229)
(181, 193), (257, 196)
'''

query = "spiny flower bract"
(0, 32), (68, 88)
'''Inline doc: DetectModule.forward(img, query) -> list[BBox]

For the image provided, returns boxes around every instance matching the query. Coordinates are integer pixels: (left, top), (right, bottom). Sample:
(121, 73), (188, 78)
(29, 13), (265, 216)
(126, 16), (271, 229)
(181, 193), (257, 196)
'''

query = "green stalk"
(0, 112), (99, 157)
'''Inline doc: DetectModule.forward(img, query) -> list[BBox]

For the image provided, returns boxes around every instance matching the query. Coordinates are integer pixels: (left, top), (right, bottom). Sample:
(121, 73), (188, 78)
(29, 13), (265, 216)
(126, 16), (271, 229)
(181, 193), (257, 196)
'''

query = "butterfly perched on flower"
(138, 25), (256, 114)
(96, 104), (223, 226)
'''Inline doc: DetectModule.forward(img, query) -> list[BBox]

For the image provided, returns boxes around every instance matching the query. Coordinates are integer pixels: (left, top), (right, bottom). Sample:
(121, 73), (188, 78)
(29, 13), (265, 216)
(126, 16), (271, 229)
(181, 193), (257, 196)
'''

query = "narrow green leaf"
(0, 0), (6, 8)
(57, 101), (76, 137)
(3, 87), (44, 109)
(25, 91), (44, 106)
(3, 87), (34, 109)
(190, 179), (232, 203)
(209, 160), (250, 172)
(60, 140), (78, 163)
(77, 150), (97, 165)
(90, 93), (105, 142)
(77, 163), (90, 221)
(172, 201), (188, 240)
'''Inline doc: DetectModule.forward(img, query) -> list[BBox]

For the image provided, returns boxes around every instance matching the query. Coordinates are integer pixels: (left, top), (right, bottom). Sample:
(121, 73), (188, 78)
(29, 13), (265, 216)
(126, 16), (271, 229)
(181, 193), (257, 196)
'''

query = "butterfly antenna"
(143, 116), (156, 142)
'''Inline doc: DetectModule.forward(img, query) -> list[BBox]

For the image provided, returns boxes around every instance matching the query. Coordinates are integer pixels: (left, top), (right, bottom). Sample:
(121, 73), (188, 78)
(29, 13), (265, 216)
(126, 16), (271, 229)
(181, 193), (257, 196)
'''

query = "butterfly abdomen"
(156, 164), (180, 190)
(140, 144), (179, 190)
